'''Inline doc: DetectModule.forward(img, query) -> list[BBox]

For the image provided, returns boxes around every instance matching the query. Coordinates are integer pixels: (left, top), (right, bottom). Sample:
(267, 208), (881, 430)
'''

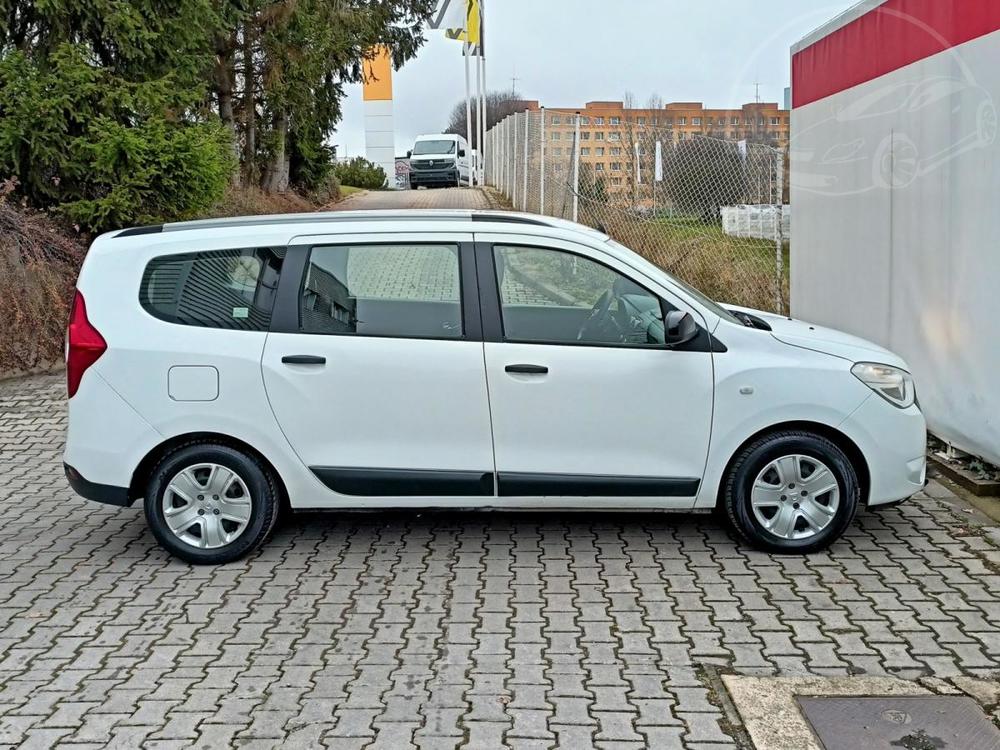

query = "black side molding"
(311, 467), (494, 497)
(64, 464), (133, 507)
(116, 224), (164, 238)
(498, 473), (700, 498)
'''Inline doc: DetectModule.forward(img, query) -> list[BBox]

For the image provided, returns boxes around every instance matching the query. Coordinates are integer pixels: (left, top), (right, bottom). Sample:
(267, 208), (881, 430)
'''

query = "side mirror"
(406, 150), (412, 158)
(459, 148), (466, 157)
(664, 310), (698, 347)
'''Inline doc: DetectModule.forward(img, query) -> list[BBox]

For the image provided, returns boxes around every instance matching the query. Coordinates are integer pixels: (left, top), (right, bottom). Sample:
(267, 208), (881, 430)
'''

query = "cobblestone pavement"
(2, 373), (999, 750)
(330, 186), (493, 211)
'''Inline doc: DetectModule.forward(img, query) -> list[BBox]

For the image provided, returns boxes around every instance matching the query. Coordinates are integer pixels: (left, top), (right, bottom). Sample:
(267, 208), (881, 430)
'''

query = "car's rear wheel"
(723, 431), (860, 553)
(144, 443), (279, 564)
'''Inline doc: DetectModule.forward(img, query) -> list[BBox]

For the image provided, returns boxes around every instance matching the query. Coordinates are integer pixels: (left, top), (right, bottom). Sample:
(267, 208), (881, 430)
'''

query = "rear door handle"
(282, 355), (326, 365)
(505, 364), (548, 375)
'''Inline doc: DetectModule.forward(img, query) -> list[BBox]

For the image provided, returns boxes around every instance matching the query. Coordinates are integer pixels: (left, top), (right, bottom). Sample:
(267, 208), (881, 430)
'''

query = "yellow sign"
(362, 46), (393, 102)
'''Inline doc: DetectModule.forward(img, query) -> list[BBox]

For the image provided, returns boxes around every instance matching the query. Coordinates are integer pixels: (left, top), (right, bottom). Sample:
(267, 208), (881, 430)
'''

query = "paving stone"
(1, 361), (999, 749)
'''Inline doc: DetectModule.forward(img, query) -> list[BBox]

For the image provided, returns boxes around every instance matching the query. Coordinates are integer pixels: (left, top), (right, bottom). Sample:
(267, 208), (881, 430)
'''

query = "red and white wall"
(791, 0), (1000, 464)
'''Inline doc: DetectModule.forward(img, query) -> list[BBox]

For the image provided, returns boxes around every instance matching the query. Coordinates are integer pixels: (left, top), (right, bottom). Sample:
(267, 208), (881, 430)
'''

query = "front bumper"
(410, 168), (458, 186)
(839, 394), (927, 506)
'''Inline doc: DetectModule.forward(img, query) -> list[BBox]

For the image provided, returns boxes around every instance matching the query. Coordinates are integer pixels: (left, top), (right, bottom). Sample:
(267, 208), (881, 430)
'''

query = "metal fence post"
(775, 148), (785, 315)
(497, 120), (503, 192)
(539, 108), (546, 216)
(506, 116), (511, 197)
(504, 116), (509, 197)
(504, 117), (510, 196)
(522, 111), (529, 212)
(572, 111), (581, 223)
(501, 118), (507, 195)
(512, 112), (519, 209)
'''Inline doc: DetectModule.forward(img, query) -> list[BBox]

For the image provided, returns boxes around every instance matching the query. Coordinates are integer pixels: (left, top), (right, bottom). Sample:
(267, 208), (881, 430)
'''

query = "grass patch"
(589, 212), (790, 312)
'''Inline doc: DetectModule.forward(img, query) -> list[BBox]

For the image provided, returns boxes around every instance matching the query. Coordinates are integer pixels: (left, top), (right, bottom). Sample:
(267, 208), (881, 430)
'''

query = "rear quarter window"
(140, 248), (284, 330)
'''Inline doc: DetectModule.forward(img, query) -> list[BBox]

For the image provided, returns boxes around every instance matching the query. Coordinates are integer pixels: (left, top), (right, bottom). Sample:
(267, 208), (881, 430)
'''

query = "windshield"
(412, 139), (456, 156)
(606, 239), (743, 326)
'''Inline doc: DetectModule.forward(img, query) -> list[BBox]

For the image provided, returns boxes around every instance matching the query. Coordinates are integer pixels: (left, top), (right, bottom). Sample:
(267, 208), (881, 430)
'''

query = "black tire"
(723, 430), (860, 554)
(144, 443), (280, 564)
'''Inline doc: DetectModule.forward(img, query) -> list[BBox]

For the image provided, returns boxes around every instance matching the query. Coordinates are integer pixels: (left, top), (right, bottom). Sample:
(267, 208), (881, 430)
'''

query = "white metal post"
(539, 107), (546, 215)
(634, 141), (641, 208)
(775, 148), (785, 314)
(572, 111), (581, 223)
(464, 44), (474, 187)
(479, 56), (487, 185)
(498, 119), (503, 192)
(513, 112), (519, 208)
(522, 110), (529, 212)
(503, 117), (509, 196)
(505, 116), (511, 197)
(500, 118), (506, 194)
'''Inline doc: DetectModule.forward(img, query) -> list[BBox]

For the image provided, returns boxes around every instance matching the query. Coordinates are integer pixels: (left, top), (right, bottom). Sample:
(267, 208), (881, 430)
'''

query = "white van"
(64, 211), (926, 563)
(407, 133), (471, 188)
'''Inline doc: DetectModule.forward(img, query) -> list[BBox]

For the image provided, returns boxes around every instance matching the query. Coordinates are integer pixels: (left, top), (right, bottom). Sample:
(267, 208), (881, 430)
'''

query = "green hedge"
(333, 157), (387, 190)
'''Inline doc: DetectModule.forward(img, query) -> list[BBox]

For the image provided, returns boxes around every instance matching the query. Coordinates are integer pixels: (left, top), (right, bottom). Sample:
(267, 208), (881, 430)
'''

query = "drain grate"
(796, 696), (1000, 750)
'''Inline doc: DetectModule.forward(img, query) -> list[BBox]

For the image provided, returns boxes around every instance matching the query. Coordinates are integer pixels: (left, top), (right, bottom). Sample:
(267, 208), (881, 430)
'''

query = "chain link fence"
(485, 109), (789, 314)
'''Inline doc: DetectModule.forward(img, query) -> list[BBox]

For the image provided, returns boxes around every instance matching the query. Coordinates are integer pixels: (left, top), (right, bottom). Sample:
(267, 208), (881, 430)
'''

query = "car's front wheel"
(144, 443), (280, 564)
(723, 431), (860, 553)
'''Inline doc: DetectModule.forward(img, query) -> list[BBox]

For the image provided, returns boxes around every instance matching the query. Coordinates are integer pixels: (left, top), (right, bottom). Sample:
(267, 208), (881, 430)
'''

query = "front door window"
(494, 245), (666, 346)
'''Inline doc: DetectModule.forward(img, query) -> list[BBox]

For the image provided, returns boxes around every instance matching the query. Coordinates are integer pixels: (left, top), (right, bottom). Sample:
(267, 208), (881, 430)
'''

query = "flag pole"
(476, 55), (484, 185)
(478, 56), (486, 185)
(478, 1), (487, 186)
(464, 42), (474, 186)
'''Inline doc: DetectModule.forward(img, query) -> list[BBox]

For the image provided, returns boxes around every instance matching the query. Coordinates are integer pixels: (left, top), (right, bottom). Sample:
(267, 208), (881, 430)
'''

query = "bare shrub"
(0, 191), (85, 374)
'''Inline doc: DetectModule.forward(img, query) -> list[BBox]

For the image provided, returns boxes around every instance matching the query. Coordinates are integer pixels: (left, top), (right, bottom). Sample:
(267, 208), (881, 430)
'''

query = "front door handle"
(282, 355), (326, 365)
(505, 364), (548, 375)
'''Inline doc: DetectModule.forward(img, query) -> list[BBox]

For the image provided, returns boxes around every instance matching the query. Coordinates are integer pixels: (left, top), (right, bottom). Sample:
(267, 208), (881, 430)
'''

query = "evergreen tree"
(0, 1), (437, 229)
(0, 1), (232, 230)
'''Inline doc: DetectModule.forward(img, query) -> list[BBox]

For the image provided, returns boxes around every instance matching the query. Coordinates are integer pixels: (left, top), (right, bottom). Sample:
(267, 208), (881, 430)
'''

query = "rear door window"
(299, 244), (463, 339)
(140, 247), (284, 330)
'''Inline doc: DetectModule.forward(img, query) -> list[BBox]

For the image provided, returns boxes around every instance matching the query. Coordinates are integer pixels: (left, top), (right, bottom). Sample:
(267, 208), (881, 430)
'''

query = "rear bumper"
(65, 463), (133, 507)
(64, 369), (161, 492)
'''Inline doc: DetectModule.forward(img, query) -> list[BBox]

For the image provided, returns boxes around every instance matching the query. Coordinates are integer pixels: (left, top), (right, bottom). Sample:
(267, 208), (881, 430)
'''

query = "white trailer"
(790, 0), (1000, 464)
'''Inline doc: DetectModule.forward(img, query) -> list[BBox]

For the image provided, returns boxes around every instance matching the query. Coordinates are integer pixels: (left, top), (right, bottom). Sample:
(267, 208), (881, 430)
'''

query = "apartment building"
(541, 100), (789, 192)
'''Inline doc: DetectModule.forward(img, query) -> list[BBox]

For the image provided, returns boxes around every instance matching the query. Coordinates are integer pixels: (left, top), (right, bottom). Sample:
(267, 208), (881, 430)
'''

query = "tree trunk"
(215, 34), (241, 187)
(242, 18), (257, 184)
(262, 112), (289, 193)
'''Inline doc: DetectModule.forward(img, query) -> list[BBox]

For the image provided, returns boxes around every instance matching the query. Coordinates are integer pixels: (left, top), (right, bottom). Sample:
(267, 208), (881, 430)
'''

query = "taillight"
(66, 290), (107, 397)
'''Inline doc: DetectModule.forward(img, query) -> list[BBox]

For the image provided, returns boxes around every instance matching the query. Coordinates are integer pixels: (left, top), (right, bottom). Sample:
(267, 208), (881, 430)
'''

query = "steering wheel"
(576, 290), (623, 342)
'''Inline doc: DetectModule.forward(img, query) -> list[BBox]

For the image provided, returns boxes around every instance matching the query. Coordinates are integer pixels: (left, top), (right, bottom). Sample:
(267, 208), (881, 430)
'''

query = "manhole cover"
(796, 696), (1000, 750)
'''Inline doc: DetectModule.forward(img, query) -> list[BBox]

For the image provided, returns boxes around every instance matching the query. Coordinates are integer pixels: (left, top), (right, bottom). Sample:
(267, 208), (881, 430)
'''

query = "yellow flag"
(445, 0), (481, 47)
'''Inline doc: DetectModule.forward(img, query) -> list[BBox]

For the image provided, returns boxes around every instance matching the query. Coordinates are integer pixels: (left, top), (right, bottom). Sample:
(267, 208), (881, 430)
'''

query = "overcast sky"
(331, 0), (859, 158)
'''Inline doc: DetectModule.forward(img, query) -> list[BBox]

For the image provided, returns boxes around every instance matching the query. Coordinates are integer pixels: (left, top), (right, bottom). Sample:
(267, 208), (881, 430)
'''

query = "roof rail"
(111, 210), (557, 238)
(470, 214), (551, 227)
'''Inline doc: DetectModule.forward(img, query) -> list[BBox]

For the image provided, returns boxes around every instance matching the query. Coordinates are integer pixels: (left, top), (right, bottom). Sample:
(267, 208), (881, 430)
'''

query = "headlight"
(851, 362), (915, 408)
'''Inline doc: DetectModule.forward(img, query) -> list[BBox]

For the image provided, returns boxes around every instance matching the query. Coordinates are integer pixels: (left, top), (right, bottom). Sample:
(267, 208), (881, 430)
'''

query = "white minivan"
(407, 134), (472, 188)
(64, 211), (926, 563)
